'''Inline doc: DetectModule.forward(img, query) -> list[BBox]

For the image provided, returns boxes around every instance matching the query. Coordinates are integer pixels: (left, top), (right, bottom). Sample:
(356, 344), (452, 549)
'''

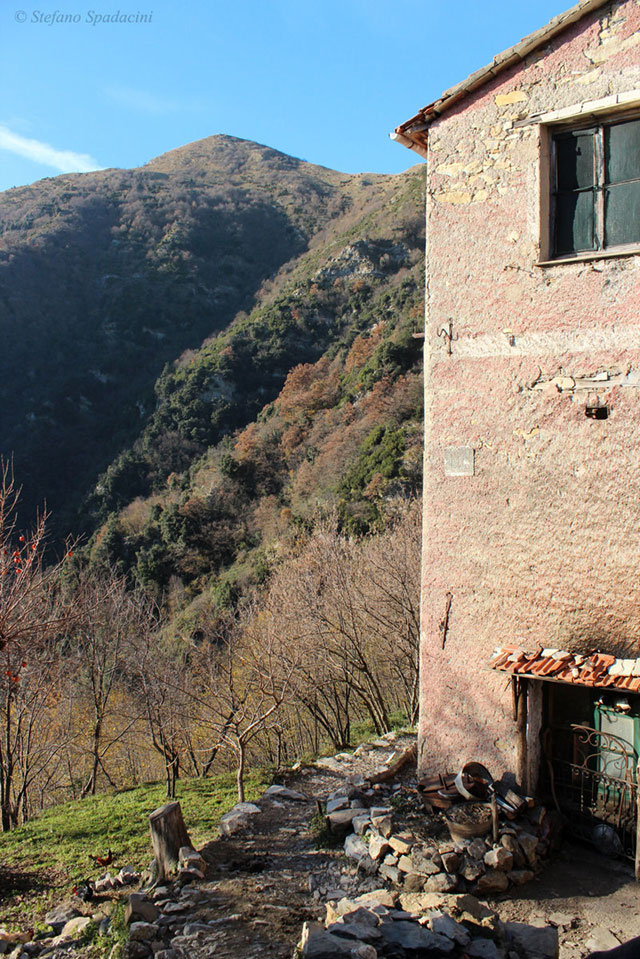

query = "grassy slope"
(0, 769), (270, 929)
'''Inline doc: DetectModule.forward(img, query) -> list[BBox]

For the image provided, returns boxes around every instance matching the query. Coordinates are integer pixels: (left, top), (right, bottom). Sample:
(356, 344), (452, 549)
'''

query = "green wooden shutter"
(604, 119), (640, 248)
(554, 130), (597, 255)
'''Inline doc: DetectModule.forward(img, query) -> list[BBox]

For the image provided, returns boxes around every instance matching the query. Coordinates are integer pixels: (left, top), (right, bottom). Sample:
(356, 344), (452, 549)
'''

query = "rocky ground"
(4, 733), (640, 959)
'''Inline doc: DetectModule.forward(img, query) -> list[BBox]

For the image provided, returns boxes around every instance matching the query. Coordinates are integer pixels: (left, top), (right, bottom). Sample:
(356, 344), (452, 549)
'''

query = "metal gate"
(545, 723), (638, 861)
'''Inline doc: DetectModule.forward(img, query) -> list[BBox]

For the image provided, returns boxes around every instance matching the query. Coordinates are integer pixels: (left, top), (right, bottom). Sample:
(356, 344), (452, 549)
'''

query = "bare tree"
(190, 603), (298, 802)
(260, 499), (421, 750)
(132, 627), (194, 799)
(0, 464), (75, 829)
(69, 570), (154, 796)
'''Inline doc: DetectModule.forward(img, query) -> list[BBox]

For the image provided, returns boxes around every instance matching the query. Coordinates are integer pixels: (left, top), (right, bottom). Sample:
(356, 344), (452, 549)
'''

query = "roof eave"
(392, 0), (611, 153)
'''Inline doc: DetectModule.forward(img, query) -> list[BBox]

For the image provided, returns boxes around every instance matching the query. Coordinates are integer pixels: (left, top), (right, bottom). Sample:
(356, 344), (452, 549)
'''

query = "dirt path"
(163, 736), (640, 959)
(494, 842), (640, 958)
(158, 736), (415, 957)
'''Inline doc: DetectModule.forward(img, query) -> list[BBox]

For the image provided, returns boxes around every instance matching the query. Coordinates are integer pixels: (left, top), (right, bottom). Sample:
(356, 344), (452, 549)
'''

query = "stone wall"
(419, 0), (640, 773)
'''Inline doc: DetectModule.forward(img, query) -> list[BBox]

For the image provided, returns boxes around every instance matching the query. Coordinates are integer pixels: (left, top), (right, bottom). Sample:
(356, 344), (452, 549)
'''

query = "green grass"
(0, 769), (271, 929)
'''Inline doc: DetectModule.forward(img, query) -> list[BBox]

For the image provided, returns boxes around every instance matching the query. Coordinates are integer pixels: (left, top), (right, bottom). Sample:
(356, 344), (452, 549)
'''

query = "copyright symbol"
(15, 9), (27, 21)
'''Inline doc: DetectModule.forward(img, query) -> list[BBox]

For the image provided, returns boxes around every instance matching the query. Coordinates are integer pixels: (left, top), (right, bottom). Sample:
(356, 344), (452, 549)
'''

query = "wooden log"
(526, 680), (544, 797)
(491, 791), (499, 844)
(369, 742), (417, 785)
(515, 678), (528, 791)
(149, 801), (192, 880)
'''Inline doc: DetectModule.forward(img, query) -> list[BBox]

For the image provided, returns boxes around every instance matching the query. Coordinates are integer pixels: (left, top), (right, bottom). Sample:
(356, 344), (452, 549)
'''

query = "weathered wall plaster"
(419, 0), (640, 776)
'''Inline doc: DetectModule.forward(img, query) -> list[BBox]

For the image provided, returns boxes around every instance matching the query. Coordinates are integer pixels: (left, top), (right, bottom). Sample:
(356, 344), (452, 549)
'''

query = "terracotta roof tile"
(490, 645), (640, 693)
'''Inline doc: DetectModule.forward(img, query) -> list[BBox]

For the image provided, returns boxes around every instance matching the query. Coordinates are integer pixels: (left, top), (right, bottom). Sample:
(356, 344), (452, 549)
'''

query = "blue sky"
(0, 0), (564, 191)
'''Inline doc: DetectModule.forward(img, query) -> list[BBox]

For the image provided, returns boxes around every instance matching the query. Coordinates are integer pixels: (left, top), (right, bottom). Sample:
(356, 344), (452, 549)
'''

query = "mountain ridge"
(0, 134), (425, 602)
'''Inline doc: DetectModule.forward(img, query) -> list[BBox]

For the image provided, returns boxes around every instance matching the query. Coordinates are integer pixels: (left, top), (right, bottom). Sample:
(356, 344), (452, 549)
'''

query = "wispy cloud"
(0, 125), (103, 174)
(104, 85), (202, 115)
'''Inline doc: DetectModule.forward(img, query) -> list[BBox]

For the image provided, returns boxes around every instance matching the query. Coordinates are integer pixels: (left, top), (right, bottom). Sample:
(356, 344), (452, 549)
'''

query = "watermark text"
(15, 10), (154, 25)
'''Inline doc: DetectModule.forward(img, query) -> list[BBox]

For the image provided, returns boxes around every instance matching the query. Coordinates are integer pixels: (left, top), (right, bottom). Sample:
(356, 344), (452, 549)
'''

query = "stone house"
(393, 0), (640, 860)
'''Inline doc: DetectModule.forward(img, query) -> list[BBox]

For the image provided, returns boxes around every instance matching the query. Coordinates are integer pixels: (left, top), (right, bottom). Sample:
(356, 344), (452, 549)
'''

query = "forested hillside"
(0, 135), (424, 550)
(0, 137), (425, 827)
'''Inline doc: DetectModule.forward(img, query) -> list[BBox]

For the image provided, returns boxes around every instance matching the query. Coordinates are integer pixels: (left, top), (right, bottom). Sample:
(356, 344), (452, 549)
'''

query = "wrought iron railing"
(544, 724), (638, 861)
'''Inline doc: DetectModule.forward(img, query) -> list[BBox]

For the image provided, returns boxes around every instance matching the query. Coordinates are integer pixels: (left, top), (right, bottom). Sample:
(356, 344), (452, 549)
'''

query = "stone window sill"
(536, 246), (640, 267)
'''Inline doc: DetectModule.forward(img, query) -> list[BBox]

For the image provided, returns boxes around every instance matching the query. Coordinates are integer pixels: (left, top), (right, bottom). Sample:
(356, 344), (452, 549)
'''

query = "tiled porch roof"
(490, 645), (640, 692)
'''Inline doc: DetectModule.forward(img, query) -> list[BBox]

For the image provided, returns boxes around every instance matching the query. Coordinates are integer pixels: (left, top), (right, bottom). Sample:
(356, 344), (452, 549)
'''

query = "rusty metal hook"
(437, 321), (458, 355)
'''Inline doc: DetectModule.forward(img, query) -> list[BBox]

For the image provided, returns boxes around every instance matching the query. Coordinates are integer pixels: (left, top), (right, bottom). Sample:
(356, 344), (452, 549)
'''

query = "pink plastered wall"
(419, 0), (640, 775)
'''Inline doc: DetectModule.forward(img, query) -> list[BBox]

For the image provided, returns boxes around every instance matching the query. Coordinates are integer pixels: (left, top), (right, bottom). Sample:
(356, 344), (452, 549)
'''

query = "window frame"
(540, 109), (640, 264)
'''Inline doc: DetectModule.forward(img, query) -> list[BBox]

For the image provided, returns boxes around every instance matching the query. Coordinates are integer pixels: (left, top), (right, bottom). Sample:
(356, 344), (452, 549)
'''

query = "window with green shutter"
(552, 116), (640, 258)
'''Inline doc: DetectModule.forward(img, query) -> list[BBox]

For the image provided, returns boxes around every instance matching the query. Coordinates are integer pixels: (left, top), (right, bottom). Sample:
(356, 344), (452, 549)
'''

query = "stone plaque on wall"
(444, 446), (475, 477)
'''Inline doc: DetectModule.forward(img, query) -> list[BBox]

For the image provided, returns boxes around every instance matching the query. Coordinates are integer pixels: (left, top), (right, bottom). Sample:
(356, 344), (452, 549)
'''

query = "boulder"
(178, 866), (205, 881)
(379, 921), (455, 954)
(424, 873), (457, 893)
(299, 921), (354, 957)
(398, 891), (458, 912)
(388, 834), (414, 855)
(128, 922), (160, 942)
(452, 893), (496, 920)
(178, 847), (206, 873)
(44, 904), (81, 934)
(467, 939), (504, 959)
(467, 839), (489, 860)
(484, 847), (514, 872)
(350, 946), (377, 959)
(585, 930), (621, 954)
(117, 865), (140, 885)
(461, 858), (485, 882)
(411, 853), (441, 876)
(353, 890), (396, 908)
(125, 894), (159, 924)
(327, 797), (349, 814)
(370, 815), (393, 838)
(262, 784), (307, 801)
(475, 871), (509, 894)
(503, 921), (559, 959)
(219, 803), (261, 837)
(345, 834), (368, 860)
(328, 809), (364, 838)
(500, 833), (526, 868)
(334, 907), (380, 928)
(327, 921), (382, 943)
(429, 912), (471, 945)
(403, 874), (426, 892)
(516, 832), (538, 866)
(453, 894), (502, 939)
(353, 815), (371, 836)
(369, 835), (390, 860)
(441, 852), (461, 874)
(508, 870), (534, 886)
(162, 902), (190, 914)
(326, 900), (355, 924)
(127, 943), (151, 959)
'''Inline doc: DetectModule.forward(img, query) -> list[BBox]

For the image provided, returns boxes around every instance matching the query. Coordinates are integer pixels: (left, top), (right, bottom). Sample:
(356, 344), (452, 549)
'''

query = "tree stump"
(149, 801), (192, 880)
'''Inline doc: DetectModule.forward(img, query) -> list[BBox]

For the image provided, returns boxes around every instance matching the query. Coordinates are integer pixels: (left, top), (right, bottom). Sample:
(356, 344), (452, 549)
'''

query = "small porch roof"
(491, 645), (640, 692)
